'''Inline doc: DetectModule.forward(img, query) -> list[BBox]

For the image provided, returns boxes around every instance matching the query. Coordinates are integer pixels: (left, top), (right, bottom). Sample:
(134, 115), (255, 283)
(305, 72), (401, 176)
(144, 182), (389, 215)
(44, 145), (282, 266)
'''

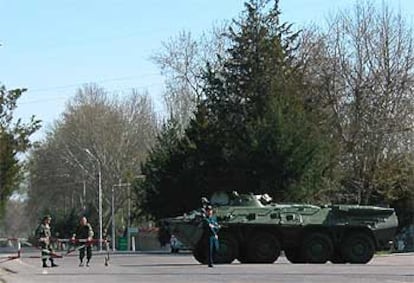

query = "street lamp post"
(84, 148), (103, 252)
(111, 185), (115, 252)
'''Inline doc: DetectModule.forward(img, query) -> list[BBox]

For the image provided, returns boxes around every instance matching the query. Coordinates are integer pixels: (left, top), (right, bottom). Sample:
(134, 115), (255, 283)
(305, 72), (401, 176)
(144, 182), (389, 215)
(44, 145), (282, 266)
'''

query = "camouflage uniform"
(73, 217), (94, 266)
(36, 215), (58, 268)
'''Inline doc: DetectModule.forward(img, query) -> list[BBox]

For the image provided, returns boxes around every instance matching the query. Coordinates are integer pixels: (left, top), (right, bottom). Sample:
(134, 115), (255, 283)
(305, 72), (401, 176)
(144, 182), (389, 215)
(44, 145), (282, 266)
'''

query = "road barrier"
(0, 238), (110, 262)
(0, 238), (24, 263)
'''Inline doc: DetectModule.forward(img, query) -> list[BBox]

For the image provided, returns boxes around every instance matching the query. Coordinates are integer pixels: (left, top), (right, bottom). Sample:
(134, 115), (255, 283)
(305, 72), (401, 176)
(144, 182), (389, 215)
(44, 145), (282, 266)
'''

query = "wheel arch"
(236, 224), (283, 246)
(340, 227), (376, 248)
(297, 225), (335, 243)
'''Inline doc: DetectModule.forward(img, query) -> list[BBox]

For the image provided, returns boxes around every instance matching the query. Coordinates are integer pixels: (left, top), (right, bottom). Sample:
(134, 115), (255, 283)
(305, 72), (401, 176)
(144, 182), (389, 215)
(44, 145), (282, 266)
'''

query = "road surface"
(1, 251), (413, 283)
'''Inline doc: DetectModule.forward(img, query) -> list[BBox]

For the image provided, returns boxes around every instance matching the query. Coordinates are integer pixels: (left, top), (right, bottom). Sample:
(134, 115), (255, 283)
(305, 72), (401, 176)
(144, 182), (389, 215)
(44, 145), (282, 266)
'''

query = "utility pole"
(111, 184), (116, 252)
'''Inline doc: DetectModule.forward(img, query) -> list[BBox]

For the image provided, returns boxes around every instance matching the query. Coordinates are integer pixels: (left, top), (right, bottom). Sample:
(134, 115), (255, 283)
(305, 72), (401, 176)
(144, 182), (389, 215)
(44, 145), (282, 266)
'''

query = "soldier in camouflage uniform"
(72, 216), (94, 267)
(36, 215), (58, 268)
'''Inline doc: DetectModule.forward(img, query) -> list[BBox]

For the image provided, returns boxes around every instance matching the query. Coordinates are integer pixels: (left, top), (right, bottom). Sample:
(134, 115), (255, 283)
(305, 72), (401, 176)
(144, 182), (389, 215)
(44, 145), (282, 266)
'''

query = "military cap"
(43, 215), (52, 220)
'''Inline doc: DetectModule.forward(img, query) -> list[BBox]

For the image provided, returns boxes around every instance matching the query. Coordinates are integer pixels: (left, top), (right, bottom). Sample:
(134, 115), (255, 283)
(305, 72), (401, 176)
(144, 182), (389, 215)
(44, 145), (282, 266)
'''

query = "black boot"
(50, 259), (58, 267)
(42, 259), (48, 268)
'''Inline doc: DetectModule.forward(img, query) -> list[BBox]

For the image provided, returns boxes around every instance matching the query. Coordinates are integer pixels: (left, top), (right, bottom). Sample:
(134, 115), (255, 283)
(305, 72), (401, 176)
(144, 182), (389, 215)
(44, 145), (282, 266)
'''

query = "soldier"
(203, 205), (220, 268)
(72, 216), (94, 267)
(36, 215), (58, 268)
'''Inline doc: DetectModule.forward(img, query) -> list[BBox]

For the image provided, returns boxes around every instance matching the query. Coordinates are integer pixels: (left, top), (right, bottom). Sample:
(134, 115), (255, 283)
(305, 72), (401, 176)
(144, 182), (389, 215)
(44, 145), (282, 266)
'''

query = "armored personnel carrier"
(161, 191), (398, 264)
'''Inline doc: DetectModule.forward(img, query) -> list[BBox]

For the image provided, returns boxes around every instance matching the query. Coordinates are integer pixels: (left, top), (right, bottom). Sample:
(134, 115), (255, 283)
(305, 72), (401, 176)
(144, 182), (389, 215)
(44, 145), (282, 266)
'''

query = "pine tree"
(142, 0), (335, 219)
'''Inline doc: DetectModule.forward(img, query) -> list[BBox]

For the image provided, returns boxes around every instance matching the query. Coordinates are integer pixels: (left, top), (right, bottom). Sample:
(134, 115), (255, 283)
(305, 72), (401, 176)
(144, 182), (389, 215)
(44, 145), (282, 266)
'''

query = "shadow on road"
(120, 263), (201, 267)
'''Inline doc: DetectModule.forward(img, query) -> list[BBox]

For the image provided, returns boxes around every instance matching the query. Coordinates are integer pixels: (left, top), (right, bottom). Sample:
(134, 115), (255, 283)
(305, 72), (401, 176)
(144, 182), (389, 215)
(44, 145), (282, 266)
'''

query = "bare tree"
(1, 199), (31, 238)
(297, 1), (414, 204)
(27, 84), (158, 229)
(151, 25), (230, 129)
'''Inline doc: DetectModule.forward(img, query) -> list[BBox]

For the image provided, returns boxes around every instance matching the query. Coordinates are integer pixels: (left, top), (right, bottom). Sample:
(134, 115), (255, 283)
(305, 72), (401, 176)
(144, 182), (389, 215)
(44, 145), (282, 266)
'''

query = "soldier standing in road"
(72, 216), (94, 267)
(36, 215), (58, 268)
(203, 205), (220, 268)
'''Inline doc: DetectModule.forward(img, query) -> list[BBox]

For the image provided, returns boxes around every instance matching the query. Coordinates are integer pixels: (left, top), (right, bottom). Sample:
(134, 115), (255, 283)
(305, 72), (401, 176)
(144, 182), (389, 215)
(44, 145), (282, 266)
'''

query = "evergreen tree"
(196, 0), (333, 199)
(141, 0), (335, 219)
(0, 84), (40, 218)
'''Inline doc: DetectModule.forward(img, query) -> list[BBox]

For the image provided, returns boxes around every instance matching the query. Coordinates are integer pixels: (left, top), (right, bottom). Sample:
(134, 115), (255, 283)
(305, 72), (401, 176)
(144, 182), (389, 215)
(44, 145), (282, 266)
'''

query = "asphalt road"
(1, 251), (413, 283)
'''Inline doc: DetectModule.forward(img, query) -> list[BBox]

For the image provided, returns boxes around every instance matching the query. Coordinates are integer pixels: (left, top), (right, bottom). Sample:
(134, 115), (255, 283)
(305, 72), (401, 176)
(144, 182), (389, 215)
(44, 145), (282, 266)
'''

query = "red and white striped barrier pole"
(0, 238), (25, 263)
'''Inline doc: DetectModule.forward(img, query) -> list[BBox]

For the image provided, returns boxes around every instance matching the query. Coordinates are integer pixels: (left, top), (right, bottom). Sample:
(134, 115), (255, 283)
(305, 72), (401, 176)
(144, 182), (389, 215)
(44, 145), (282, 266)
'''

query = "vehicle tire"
(192, 240), (208, 264)
(330, 250), (346, 263)
(245, 232), (281, 263)
(301, 232), (333, 264)
(214, 233), (238, 264)
(237, 253), (248, 264)
(341, 232), (375, 264)
(284, 248), (306, 264)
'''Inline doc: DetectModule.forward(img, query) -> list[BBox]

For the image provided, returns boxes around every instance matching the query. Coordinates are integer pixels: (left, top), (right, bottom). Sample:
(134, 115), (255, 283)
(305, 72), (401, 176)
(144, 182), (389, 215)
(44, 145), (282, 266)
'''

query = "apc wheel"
(330, 250), (346, 263)
(246, 232), (281, 263)
(214, 233), (238, 264)
(301, 232), (333, 263)
(237, 253), (248, 264)
(341, 232), (375, 264)
(284, 248), (305, 264)
(192, 240), (208, 264)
